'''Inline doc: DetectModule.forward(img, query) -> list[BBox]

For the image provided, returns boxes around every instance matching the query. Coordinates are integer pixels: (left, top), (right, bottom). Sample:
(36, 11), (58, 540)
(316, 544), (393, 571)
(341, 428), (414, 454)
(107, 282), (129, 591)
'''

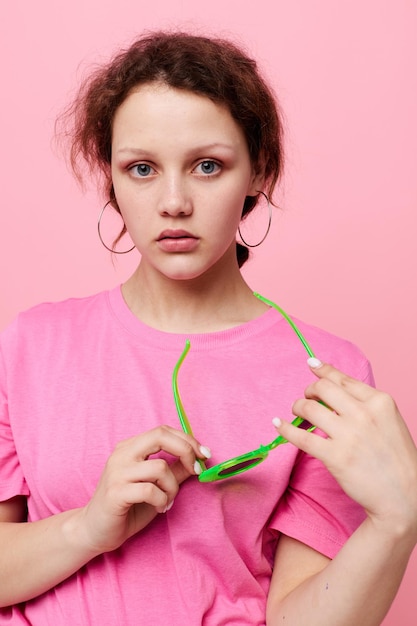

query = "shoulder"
(0, 289), (113, 356)
(11, 289), (109, 325)
(260, 301), (373, 385)
(284, 314), (373, 384)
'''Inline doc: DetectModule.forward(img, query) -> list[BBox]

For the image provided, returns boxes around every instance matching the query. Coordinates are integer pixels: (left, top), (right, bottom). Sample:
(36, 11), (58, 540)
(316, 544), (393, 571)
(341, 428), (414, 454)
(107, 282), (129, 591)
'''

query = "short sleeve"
(268, 357), (374, 559)
(269, 446), (366, 558)
(0, 328), (30, 501)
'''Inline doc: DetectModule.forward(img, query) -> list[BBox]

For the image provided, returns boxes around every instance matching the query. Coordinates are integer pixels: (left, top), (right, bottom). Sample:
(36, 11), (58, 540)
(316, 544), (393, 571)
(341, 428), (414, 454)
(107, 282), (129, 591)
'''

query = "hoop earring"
(238, 191), (272, 248)
(97, 201), (136, 254)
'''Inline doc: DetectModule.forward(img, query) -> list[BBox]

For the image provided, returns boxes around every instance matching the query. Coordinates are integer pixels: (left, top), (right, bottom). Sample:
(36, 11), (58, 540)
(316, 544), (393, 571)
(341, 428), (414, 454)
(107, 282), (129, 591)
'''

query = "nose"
(158, 176), (193, 217)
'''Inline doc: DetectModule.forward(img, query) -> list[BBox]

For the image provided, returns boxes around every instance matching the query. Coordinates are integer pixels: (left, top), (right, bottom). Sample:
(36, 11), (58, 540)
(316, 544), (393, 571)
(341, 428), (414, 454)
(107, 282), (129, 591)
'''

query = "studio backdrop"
(1, 2), (416, 624)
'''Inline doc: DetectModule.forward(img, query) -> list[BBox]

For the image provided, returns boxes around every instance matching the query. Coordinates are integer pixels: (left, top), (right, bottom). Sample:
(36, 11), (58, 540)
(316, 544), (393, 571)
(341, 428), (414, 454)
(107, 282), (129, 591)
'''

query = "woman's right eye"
(129, 163), (155, 177)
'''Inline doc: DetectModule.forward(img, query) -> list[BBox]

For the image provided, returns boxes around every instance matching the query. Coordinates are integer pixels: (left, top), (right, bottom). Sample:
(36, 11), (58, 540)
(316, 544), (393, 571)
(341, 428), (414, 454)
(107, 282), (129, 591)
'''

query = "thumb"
(170, 459), (195, 485)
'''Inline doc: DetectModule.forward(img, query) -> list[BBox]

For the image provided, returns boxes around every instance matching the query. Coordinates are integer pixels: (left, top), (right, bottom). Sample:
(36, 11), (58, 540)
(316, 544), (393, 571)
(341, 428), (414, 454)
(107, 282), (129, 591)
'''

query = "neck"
(121, 260), (268, 333)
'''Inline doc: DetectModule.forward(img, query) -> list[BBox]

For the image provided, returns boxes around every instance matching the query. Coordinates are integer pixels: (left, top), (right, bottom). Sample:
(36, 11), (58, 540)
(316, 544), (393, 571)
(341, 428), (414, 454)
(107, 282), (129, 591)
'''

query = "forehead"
(111, 82), (248, 151)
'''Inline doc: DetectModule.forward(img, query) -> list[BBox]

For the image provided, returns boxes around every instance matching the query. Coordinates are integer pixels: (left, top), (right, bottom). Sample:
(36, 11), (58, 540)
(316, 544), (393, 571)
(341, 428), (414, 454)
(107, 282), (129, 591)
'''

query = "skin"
(0, 427), (209, 604)
(1, 83), (416, 623)
(110, 82), (267, 333)
(0, 82), (267, 606)
(268, 361), (417, 624)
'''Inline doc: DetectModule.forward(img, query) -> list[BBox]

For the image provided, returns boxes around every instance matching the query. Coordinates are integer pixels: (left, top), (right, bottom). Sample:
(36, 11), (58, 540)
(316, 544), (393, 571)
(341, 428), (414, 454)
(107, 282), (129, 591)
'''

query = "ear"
(247, 169), (265, 197)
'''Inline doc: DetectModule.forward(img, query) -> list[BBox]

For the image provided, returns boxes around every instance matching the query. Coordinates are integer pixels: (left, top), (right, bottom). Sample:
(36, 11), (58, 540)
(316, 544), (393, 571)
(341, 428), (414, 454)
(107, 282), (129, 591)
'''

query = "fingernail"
(272, 417), (282, 428)
(200, 445), (212, 459)
(194, 460), (202, 475)
(162, 500), (174, 514)
(307, 357), (323, 369)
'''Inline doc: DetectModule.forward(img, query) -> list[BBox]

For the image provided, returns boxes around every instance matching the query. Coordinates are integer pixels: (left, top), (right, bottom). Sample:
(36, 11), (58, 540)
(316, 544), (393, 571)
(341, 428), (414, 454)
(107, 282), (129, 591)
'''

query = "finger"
(303, 377), (363, 422)
(305, 359), (378, 421)
(161, 426), (212, 460)
(291, 397), (340, 439)
(146, 426), (211, 464)
(170, 458), (197, 485)
(117, 426), (209, 475)
(106, 458), (180, 512)
(307, 358), (376, 403)
(272, 416), (330, 461)
(308, 360), (410, 436)
(117, 481), (173, 514)
(130, 458), (179, 495)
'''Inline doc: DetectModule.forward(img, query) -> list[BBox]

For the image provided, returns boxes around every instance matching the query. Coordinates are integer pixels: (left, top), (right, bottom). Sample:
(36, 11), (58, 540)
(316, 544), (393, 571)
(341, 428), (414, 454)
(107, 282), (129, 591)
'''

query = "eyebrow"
(115, 143), (237, 157)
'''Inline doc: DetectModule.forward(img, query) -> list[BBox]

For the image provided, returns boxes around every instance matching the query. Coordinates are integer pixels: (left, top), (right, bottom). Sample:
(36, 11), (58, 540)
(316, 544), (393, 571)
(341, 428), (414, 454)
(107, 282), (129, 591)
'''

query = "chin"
(163, 269), (207, 282)
(153, 250), (232, 282)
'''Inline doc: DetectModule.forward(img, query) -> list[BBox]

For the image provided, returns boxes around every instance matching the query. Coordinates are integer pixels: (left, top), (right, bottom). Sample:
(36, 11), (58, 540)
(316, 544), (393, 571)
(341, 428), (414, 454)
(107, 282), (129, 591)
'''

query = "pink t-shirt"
(0, 288), (372, 625)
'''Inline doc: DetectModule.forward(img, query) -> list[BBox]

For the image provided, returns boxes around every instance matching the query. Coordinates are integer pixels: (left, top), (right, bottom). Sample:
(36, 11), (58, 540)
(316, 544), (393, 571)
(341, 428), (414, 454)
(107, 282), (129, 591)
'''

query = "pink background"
(1, 1), (416, 622)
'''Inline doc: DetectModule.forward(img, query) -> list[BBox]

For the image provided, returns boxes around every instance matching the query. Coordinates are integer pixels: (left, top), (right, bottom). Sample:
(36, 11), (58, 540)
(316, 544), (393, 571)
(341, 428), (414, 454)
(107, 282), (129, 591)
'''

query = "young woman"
(0, 32), (416, 625)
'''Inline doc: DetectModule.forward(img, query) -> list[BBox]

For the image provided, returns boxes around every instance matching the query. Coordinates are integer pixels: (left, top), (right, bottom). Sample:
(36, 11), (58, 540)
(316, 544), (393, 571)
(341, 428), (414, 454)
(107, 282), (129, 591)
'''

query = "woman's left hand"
(273, 360), (417, 538)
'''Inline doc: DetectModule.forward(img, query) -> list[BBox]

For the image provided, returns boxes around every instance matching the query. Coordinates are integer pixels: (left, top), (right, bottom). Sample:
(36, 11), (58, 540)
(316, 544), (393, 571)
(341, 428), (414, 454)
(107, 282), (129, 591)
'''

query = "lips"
(156, 229), (199, 252)
(157, 229), (196, 241)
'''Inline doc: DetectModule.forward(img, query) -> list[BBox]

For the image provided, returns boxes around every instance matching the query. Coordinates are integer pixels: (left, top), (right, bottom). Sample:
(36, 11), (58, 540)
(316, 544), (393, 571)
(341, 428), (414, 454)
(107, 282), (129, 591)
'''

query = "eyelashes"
(193, 160), (221, 175)
(127, 159), (222, 179)
(128, 163), (155, 177)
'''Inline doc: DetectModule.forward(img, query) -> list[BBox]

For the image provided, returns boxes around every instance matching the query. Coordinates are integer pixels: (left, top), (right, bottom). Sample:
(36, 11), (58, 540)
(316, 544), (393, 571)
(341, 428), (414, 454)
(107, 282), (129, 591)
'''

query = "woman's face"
(111, 82), (261, 282)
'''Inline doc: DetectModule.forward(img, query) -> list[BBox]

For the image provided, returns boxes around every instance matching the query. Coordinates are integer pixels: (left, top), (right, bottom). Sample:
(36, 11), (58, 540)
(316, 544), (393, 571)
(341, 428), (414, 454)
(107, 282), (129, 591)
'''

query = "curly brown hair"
(61, 31), (284, 266)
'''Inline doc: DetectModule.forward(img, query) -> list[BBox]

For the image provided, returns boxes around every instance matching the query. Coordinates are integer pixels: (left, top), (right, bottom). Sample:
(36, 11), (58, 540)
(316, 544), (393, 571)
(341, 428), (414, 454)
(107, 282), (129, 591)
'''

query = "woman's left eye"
(194, 160), (221, 175)
(129, 163), (155, 177)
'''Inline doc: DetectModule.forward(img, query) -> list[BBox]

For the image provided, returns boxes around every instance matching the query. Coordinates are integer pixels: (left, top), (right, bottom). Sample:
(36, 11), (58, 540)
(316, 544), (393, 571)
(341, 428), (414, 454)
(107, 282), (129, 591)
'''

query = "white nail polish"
(200, 445), (212, 459)
(307, 357), (323, 369)
(161, 499), (174, 514)
(194, 460), (202, 475)
(272, 417), (282, 428)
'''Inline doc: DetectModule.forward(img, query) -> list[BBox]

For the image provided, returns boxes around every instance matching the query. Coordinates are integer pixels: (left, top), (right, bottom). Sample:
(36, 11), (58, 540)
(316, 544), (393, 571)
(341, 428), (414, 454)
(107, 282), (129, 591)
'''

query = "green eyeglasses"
(172, 293), (317, 482)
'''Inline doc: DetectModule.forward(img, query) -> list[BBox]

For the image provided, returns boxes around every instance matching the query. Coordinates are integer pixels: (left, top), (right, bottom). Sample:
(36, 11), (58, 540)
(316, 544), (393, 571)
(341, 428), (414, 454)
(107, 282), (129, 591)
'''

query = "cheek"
(112, 184), (147, 223)
(112, 178), (132, 205)
(221, 194), (247, 229)
(210, 185), (248, 219)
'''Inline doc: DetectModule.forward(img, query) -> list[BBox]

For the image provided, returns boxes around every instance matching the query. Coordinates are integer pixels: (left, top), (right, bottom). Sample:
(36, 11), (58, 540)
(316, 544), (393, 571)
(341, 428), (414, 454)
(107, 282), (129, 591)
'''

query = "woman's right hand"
(78, 425), (209, 554)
